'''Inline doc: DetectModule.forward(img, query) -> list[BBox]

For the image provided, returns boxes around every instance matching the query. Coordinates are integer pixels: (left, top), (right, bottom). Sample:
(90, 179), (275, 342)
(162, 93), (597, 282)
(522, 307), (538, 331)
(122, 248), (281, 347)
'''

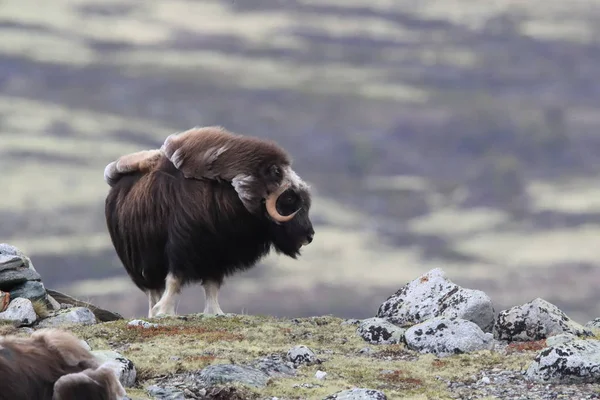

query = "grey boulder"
(196, 364), (270, 388)
(92, 350), (137, 388)
(376, 268), (495, 332)
(526, 339), (600, 383)
(324, 388), (388, 400)
(404, 316), (494, 357)
(494, 298), (592, 341)
(0, 297), (37, 326)
(36, 306), (97, 328)
(356, 318), (405, 345)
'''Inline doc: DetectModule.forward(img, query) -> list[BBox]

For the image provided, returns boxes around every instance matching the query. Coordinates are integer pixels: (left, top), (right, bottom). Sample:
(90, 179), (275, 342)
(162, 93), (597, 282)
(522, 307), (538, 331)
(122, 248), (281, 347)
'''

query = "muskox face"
(267, 186), (314, 258)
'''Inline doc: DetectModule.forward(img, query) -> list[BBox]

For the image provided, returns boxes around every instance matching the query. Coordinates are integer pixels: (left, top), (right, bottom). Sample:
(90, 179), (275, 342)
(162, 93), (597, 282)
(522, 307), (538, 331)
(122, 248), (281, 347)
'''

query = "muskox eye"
(269, 165), (281, 178)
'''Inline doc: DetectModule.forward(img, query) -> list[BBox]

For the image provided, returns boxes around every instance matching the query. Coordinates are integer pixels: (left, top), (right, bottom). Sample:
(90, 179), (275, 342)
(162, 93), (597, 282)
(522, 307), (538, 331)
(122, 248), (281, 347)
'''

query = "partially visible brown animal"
(0, 329), (126, 400)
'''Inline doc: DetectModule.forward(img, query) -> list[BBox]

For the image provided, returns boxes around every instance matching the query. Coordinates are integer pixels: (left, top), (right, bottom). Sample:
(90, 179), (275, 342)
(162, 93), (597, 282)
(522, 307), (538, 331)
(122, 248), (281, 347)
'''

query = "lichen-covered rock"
(127, 319), (158, 329)
(494, 298), (593, 342)
(324, 388), (388, 400)
(546, 333), (577, 348)
(356, 318), (405, 345)
(404, 316), (494, 357)
(196, 364), (270, 388)
(250, 354), (296, 377)
(287, 345), (320, 367)
(0, 297), (37, 326)
(36, 306), (97, 328)
(92, 350), (137, 387)
(526, 339), (600, 383)
(585, 318), (600, 330)
(146, 385), (185, 400)
(376, 268), (495, 332)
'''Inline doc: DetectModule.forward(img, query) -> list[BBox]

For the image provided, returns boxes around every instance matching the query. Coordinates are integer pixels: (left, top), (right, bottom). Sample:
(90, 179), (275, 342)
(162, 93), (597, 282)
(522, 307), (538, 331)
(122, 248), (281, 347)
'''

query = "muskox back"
(105, 157), (272, 292)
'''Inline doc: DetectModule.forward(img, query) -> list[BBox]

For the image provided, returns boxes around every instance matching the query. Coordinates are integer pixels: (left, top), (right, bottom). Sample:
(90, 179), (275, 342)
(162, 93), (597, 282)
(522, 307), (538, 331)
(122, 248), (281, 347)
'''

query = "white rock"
(404, 316), (494, 357)
(324, 388), (388, 400)
(92, 350), (137, 387)
(494, 298), (592, 341)
(315, 370), (327, 380)
(0, 297), (37, 326)
(36, 307), (97, 328)
(481, 376), (491, 384)
(546, 333), (577, 347)
(127, 319), (158, 329)
(356, 318), (405, 345)
(377, 268), (495, 332)
(287, 345), (319, 367)
(526, 339), (600, 383)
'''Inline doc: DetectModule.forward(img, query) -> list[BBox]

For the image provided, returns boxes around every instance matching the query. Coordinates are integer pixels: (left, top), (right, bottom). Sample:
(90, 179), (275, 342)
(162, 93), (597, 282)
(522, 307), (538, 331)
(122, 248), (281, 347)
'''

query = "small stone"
(357, 318), (405, 345)
(127, 319), (158, 329)
(92, 350), (137, 387)
(481, 376), (491, 384)
(197, 364), (270, 388)
(250, 354), (296, 377)
(404, 316), (494, 357)
(36, 307), (97, 328)
(341, 319), (361, 325)
(494, 298), (592, 341)
(146, 385), (185, 400)
(358, 347), (373, 355)
(287, 345), (320, 367)
(46, 294), (61, 311)
(315, 370), (327, 380)
(324, 388), (388, 400)
(0, 297), (37, 326)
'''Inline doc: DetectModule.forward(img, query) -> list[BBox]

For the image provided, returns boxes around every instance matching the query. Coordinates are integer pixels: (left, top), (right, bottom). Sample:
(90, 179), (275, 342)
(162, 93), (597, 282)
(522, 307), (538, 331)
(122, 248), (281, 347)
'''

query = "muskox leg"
(147, 289), (164, 318)
(151, 273), (181, 316)
(202, 280), (224, 315)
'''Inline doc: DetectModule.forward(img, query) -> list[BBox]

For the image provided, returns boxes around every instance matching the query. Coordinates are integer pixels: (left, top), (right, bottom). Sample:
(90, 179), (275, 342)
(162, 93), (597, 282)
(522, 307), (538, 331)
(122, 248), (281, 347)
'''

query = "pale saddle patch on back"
(103, 149), (161, 187)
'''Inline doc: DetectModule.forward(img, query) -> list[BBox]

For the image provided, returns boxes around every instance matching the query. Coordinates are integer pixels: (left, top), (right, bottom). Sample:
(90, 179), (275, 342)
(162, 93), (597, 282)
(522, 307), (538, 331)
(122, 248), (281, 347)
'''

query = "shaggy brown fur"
(104, 126), (307, 220)
(160, 126), (290, 184)
(104, 126), (314, 317)
(0, 329), (126, 400)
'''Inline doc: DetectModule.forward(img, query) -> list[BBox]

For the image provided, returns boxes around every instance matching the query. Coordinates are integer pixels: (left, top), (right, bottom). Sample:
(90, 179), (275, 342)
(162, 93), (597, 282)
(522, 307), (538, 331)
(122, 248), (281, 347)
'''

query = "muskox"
(0, 328), (126, 400)
(104, 126), (315, 317)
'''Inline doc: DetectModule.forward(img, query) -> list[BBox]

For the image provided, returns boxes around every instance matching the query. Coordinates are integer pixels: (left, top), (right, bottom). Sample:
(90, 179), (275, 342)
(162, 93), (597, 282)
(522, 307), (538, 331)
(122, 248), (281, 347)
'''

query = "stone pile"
(355, 267), (600, 392)
(0, 244), (136, 392)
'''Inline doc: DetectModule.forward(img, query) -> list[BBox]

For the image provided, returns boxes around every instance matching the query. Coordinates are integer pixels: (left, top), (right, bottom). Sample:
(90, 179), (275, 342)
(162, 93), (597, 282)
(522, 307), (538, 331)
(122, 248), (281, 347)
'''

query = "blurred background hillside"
(1, 0), (600, 323)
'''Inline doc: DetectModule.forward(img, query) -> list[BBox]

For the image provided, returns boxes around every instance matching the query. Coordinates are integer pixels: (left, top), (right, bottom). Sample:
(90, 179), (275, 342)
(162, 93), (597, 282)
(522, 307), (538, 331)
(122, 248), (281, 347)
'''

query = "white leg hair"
(147, 289), (164, 318)
(202, 280), (224, 315)
(151, 273), (181, 317)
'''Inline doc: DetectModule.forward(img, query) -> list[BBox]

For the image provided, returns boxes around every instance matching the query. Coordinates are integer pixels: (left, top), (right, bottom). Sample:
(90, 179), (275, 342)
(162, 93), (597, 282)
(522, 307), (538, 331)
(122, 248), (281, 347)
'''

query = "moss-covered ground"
(5, 314), (542, 399)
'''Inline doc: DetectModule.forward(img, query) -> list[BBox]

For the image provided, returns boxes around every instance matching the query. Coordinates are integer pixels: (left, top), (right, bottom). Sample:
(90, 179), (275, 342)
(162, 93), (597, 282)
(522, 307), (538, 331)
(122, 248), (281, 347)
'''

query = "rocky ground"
(2, 243), (600, 399)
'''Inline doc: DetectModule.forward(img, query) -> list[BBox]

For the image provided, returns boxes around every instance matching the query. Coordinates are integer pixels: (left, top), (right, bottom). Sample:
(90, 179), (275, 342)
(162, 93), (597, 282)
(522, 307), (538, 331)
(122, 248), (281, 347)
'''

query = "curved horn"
(265, 184), (300, 223)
